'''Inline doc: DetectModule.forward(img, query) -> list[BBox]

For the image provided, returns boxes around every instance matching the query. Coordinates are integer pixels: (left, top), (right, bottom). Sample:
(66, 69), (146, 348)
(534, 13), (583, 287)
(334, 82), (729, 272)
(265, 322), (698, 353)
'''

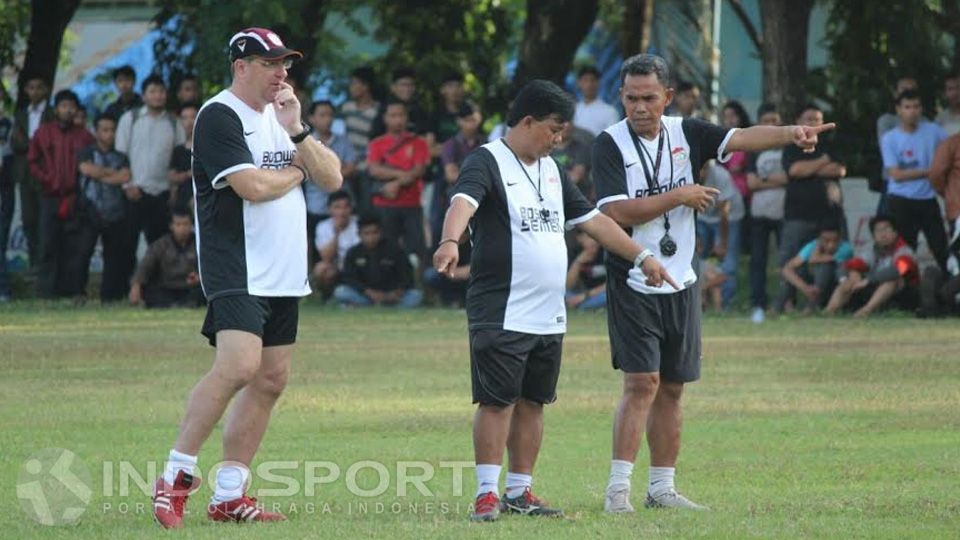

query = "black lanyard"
(501, 138), (543, 202)
(627, 122), (674, 231)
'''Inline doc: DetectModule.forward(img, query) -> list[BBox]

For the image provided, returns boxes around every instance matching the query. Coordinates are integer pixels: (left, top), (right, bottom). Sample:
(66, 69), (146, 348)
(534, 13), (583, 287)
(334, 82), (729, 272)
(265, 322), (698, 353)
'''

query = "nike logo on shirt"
(244, 130), (256, 136)
(625, 161), (638, 168)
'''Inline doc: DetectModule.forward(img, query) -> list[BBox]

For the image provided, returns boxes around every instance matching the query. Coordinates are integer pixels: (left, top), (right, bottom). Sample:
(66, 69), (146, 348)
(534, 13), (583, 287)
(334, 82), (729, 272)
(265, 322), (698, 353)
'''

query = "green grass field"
(2, 304), (959, 539)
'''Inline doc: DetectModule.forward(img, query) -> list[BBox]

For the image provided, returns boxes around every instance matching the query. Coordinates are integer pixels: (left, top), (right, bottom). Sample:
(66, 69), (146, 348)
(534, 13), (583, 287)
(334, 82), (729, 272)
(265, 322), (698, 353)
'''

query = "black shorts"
(606, 278), (702, 383)
(201, 295), (299, 347)
(469, 328), (563, 407)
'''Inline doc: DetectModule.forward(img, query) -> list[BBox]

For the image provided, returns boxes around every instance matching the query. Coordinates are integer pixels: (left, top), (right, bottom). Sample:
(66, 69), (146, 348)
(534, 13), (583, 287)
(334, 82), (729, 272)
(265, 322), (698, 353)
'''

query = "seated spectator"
(334, 214), (423, 308)
(565, 231), (606, 310)
(573, 66), (619, 136)
(424, 236), (471, 307)
(781, 219), (853, 313)
(918, 264), (960, 317)
(76, 113), (134, 302)
(312, 190), (360, 293)
(551, 122), (595, 201)
(825, 215), (918, 318)
(697, 160), (745, 309)
(700, 256), (727, 312)
(128, 208), (202, 308)
(168, 103), (198, 212)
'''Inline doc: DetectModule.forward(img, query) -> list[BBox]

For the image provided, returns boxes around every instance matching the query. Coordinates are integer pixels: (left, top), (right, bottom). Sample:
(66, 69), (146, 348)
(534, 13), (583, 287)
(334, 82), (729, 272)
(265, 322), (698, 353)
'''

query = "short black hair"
(171, 206), (193, 222)
(442, 71), (464, 84)
(798, 102), (822, 118)
(327, 190), (352, 207)
(384, 98), (408, 112)
(176, 74), (197, 88)
(113, 65), (136, 80)
(756, 102), (778, 119)
(506, 80), (574, 128)
(141, 74), (166, 93)
(309, 100), (335, 115)
(619, 53), (671, 87)
(53, 89), (80, 107)
(896, 89), (922, 105)
(93, 113), (116, 129)
(676, 80), (697, 93)
(350, 66), (376, 88)
(358, 213), (381, 229)
(869, 214), (897, 233)
(457, 101), (478, 118)
(722, 100), (752, 128)
(391, 66), (416, 83)
(818, 216), (842, 235)
(577, 66), (601, 79)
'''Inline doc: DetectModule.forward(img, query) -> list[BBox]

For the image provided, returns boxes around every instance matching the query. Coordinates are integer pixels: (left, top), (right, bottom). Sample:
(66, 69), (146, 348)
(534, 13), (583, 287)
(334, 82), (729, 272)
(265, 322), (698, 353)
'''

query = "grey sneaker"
(604, 486), (635, 513)
(644, 489), (709, 510)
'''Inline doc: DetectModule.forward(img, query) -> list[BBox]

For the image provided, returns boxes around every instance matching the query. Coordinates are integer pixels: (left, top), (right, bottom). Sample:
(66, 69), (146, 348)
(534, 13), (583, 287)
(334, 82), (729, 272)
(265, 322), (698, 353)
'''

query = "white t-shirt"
(574, 99), (621, 136)
(314, 216), (360, 270)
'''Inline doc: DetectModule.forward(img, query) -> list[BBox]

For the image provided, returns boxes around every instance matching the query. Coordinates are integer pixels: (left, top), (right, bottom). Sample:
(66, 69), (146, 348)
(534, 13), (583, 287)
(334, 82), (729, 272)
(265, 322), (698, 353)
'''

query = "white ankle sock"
(504, 472), (532, 499)
(607, 459), (634, 491)
(648, 466), (675, 497)
(162, 449), (197, 484)
(212, 465), (249, 504)
(475, 464), (501, 498)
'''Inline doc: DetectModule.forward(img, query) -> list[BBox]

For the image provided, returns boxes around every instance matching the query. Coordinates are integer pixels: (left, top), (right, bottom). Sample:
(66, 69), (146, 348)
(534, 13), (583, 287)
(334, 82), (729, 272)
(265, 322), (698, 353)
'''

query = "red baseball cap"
(228, 28), (303, 62)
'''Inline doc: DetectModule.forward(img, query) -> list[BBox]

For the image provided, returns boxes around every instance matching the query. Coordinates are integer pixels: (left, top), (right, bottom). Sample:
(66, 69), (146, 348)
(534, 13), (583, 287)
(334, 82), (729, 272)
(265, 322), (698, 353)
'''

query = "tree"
(13, 0), (82, 108)
(622, 0), (654, 59)
(512, 0), (600, 90)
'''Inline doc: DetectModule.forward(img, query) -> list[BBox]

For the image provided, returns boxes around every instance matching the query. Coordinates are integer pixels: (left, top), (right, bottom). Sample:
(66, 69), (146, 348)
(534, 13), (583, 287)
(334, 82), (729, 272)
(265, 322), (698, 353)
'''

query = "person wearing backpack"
(76, 113), (134, 301)
(115, 75), (185, 247)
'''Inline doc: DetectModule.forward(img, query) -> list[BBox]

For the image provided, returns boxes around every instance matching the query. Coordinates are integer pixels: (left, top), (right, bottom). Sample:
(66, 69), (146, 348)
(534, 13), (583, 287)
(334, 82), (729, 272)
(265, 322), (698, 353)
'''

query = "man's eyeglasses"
(250, 58), (293, 70)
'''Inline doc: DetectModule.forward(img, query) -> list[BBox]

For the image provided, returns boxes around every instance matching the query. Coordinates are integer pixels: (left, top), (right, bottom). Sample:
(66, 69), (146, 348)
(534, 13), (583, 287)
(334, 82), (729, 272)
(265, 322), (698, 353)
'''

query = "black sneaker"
(500, 487), (563, 517)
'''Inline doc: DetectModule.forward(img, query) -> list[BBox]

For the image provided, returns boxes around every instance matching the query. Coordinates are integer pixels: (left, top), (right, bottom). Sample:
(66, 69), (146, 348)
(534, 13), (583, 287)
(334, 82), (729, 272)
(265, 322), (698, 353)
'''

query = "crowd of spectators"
(1, 63), (958, 318)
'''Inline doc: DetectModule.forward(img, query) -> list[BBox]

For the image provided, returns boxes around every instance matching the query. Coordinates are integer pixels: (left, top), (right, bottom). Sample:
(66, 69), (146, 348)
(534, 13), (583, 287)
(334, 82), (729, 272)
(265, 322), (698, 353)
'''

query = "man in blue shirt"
(780, 218), (853, 312)
(881, 89), (950, 270)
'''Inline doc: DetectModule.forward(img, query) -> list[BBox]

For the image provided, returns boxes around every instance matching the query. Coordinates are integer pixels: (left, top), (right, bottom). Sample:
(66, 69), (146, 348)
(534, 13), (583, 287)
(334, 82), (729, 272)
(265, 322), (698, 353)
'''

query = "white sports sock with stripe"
(504, 472), (532, 499)
(212, 466), (249, 504)
(475, 464), (501, 498)
(162, 449), (197, 485)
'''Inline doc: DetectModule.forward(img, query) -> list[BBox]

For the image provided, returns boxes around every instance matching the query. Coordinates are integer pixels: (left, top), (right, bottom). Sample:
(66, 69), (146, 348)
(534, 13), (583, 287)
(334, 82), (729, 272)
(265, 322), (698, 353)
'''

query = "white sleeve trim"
(716, 128), (739, 163)
(565, 208), (600, 230)
(212, 163), (257, 190)
(597, 194), (629, 208)
(451, 192), (479, 209)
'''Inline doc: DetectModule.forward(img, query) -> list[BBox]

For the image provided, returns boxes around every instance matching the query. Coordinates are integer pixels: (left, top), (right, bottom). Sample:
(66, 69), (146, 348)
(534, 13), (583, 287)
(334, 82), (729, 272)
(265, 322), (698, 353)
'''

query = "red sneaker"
(153, 470), (201, 529)
(207, 494), (287, 523)
(470, 491), (500, 522)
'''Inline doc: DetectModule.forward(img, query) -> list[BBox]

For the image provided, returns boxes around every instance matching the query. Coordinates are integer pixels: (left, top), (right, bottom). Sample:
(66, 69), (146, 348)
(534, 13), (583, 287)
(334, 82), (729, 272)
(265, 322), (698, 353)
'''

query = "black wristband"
(290, 121), (313, 144)
(291, 164), (308, 183)
(438, 238), (459, 247)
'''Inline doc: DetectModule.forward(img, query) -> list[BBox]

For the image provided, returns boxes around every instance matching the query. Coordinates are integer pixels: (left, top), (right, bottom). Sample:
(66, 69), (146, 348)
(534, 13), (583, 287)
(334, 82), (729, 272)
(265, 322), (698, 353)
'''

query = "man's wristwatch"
(634, 248), (654, 268)
(290, 121), (313, 144)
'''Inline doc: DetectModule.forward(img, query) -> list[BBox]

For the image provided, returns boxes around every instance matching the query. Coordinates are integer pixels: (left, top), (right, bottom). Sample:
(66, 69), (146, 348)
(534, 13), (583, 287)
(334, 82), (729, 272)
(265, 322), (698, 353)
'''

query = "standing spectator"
(937, 74), (960, 136)
(9, 76), (53, 268)
(27, 90), (95, 298)
(333, 213), (423, 308)
(312, 190), (359, 293)
(670, 81), (701, 118)
(746, 103), (787, 323)
(341, 66), (380, 213)
(75, 114), (134, 301)
(129, 208), (202, 308)
(876, 76), (919, 143)
(826, 215), (919, 318)
(370, 67), (432, 139)
(305, 100), (357, 257)
(930, 131), (960, 248)
(433, 102), (483, 249)
(720, 100), (752, 199)
(775, 103), (846, 313)
(881, 90), (950, 270)
(367, 100), (430, 265)
(0, 82), (13, 301)
(116, 75), (186, 245)
(168, 103), (198, 211)
(175, 74), (201, 108)
(103, 65), (143, 121)
(780, 219), (853, 313)
(573, 66), (620, 136)
(696, 160), (745, 308)
(432, 72), (468, 146)
(74, 106), (89, 132)
(551, 122), (594, 201)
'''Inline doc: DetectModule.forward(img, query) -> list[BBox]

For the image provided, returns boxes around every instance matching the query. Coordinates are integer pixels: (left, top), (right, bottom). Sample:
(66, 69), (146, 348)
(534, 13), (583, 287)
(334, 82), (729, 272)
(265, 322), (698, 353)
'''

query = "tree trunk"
(512, 0), (599, 90)
(623, 0), (654, 58)
(759, 0), (814, 122)
(17, 0), (82, 108)
(282, 0), (327, 90)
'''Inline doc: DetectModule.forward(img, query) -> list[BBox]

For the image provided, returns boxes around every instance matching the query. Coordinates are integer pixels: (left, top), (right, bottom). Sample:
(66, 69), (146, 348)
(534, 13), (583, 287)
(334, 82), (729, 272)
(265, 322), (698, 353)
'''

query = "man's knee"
(623, 372), (660, 401)
(656, 381), (684, 402)
(252, 365), (290, 399)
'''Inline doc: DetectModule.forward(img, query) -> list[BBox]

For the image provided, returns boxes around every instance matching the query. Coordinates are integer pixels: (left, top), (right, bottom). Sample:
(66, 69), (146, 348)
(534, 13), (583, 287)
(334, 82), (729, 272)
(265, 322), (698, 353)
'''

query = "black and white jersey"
(192, 89), (310, 300)
(452, 139), (599, 335)
(593, 116), (734, 294)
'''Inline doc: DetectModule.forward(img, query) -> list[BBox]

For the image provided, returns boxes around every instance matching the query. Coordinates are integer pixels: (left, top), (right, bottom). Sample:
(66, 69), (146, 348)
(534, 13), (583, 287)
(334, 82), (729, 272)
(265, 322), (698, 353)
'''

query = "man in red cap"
(152, 28), (342, 529)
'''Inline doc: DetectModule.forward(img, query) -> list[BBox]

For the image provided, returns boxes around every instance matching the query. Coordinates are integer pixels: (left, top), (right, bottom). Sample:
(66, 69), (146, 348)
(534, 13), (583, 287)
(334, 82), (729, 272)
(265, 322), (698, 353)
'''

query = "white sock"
(648, 466), (675, 497)
(504, 472), (532, 499)
(475, 464), (501, 498)
(212, 465), (249, 504)
(607, 459), (634, 491)
(162, 449), (197, 485)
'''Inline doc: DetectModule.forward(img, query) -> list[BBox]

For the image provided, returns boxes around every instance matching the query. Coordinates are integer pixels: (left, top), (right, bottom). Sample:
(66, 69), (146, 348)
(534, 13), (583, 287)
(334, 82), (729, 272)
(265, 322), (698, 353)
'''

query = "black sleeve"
(450, 148), (496, 207)
(592, 131), (628, 204)
(560, 166), (596, 222)
(193, 103), (254, 186)
(340, 246), (363, 290)
(681, 117), (732, 172)
(782, 145), (802, 177)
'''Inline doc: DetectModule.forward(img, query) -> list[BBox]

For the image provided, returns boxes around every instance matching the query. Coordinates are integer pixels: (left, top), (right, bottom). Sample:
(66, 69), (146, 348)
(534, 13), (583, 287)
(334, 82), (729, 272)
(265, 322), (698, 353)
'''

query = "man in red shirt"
(367, 99), (430, 266)
(28, 89), (95, 298)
